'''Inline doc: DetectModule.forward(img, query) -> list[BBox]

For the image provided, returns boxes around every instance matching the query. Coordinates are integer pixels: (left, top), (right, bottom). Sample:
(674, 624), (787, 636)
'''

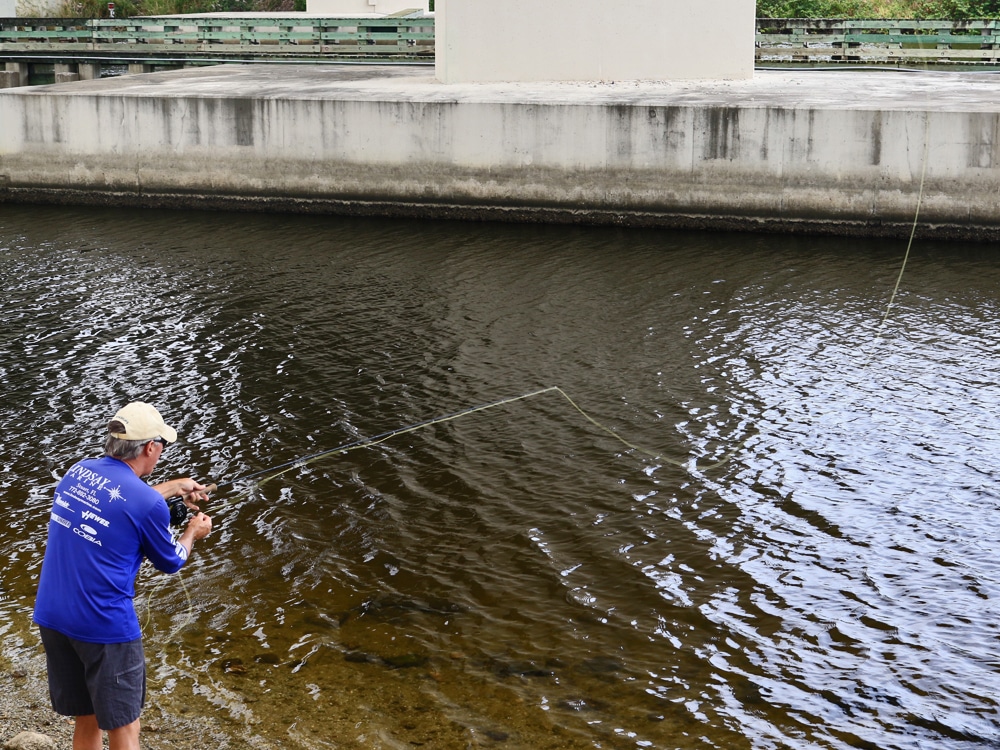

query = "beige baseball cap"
(108, 402), (178, 443)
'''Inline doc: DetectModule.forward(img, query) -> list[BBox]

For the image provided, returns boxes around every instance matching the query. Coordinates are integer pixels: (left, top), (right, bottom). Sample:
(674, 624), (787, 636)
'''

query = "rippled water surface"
(1, 205), (999, 749)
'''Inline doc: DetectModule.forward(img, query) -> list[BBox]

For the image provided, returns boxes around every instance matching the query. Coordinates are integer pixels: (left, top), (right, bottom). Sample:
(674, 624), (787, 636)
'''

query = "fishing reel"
(166, 483), (216, 526)
(167, 497), (191, 526)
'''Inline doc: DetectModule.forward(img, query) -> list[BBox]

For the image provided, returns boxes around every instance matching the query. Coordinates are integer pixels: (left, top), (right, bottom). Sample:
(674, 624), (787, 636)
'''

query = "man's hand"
(177, 511), (213, 556)
(186, 511), (213, 541)
(181, 484), (212, 511)
(153, 477), (212, 510)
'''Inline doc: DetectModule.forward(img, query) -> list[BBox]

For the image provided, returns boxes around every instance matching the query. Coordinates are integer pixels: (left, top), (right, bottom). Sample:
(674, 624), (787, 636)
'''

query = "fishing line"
(148, 386), (744, 637)
(869, 111), (931, 350)
(862, 31), (939, 357)
(759, 67), (934, 354)
(213, 385), (742, 494)
(142, 567), (193, 639)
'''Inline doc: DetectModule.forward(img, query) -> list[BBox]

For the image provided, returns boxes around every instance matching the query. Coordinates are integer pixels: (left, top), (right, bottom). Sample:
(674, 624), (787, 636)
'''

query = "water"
(1, 204), (998, 749)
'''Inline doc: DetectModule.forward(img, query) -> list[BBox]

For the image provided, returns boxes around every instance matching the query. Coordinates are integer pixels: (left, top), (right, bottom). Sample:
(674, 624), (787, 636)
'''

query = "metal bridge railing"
(757, 18), (1000, 64)
(0, 14), (435, 60)
(4, 16), (1000, 66)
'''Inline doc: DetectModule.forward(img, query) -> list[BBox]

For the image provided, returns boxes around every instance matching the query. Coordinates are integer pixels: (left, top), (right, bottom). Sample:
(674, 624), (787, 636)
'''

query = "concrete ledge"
(1, 64), (999, 240)
(7, 186), (993, 241)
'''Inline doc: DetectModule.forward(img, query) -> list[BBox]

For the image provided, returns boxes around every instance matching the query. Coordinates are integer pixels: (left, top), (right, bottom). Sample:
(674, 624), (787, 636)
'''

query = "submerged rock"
(380, 653), (430, 670)
(342, 649), (428, 669)
(576, 656), (625, 674)
(343, 651), (377, 664)
(489, 659), (554, 679)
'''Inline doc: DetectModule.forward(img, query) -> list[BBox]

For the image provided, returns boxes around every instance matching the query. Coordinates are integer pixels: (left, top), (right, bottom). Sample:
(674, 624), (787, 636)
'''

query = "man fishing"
(33, 402), (213, 750)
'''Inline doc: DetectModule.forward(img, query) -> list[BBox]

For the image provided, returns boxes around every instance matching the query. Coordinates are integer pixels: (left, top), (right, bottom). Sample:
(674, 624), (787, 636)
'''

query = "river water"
(0, 204), (998, 750)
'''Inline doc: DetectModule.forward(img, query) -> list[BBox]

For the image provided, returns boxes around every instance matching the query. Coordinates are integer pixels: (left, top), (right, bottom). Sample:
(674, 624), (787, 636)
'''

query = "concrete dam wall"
(2, 64), (999, 240)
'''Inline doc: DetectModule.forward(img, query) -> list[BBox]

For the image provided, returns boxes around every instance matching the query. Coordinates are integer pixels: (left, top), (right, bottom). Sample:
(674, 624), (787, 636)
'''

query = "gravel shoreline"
(1, 657), (236, 750)
(0, 664), (75, 748)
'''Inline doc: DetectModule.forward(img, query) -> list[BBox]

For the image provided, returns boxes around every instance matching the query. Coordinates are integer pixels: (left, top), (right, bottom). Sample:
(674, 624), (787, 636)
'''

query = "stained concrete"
(1, 64), (999, 239)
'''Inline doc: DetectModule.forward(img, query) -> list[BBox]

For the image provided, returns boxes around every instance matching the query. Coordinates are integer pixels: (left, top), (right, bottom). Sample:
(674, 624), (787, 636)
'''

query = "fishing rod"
(167, 387), (561, 524)
(166, 385), (743, 524)
(214, 386), (565, 492)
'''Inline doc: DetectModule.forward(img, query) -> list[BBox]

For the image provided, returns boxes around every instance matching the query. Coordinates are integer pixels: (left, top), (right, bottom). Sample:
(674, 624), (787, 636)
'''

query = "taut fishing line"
(145, 385), (744, 637)
(211, 385), (741, 495)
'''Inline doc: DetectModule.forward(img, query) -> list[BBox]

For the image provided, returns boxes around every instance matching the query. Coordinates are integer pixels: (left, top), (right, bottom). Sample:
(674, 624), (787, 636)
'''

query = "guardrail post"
(79, 62), (101, 79)
(54, 62), (80, 82)
(4, 61), (29, 87)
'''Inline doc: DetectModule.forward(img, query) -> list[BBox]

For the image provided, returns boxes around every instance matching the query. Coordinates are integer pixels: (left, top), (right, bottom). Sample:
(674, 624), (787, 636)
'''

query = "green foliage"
(757, 0), (1000, 16)
(49, 0), (294, 16)
(55, 0), (138, 16)
(32, 0), (1000, 21)
(918, 0), (1000, 16)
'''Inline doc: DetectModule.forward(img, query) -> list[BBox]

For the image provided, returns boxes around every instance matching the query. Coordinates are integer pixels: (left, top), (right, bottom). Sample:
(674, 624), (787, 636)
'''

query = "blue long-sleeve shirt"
(34, 456), (189, 643)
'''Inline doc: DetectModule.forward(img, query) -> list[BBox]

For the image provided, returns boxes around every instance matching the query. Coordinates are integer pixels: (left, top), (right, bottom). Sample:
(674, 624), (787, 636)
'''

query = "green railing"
(757, 18), (1000, 63)
(3, 16), (1000, 65)
(0, 14), (434, 60)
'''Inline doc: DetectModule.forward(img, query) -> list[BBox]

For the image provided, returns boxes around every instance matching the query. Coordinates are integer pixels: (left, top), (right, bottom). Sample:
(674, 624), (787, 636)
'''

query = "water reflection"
(1, 206), (998, 749)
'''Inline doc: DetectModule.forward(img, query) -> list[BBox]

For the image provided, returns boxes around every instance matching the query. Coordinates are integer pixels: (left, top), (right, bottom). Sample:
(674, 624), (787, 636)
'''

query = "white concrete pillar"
(128, 63), (153, 75)
(436, 0), (755, 83)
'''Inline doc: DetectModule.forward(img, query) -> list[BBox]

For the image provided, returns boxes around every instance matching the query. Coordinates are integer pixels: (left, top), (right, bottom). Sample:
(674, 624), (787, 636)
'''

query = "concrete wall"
(436, 0), (755, 83)
(1, 67), (998, 240)
(1, 0), (16, 16)
(305, 0), (428, 14)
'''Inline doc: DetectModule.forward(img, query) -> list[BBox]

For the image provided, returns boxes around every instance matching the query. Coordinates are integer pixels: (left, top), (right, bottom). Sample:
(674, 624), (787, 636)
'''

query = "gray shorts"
(38, 626), (146, 730)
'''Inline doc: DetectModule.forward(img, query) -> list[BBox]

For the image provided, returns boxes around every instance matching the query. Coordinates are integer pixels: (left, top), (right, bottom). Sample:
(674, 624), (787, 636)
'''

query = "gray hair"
(105, 420), (148, 460)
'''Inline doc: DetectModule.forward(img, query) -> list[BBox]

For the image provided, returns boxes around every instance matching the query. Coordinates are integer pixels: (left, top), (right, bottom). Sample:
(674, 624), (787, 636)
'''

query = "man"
(33, 402), (213, 750)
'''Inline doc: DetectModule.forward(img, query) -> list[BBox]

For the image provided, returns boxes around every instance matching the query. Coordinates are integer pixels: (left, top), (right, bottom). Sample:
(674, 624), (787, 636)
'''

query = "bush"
(53, 0), (139, 16)
(38, 0), (302, 16)
(757, 0), (1000, 16)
